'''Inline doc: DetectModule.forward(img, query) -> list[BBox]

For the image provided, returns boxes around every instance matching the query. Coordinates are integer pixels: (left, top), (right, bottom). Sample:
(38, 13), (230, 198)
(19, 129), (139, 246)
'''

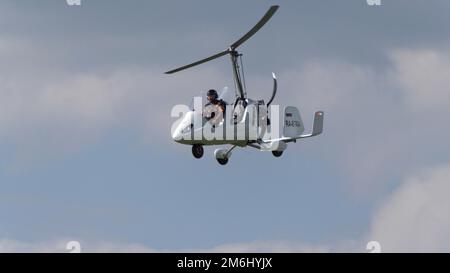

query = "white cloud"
(0, 62), (228, 169)
(0, 238), (353, 253)
(281, 61), (380, 114)
(391, 49), (450, 111)
(195, 241), (333, 253)
(257, 49), (450, 195)
(0, 238), (155, 253)
(2, 41), (450, 252)
(368, 164), (450, 252)
(2, 42), (450, 201)
(198, 164), (450, 253)
(2, 40), (449, 179)
(1, 2), (450, 254)
(195, 164), (450, 253)
(0, 69), (146, 169)
(267, 60), (404, 193)
(6, 162), (450, 254)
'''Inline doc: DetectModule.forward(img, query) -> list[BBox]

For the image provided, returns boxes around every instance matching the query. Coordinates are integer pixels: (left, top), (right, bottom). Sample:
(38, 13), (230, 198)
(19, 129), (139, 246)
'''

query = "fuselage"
(172, 100), (271, 147)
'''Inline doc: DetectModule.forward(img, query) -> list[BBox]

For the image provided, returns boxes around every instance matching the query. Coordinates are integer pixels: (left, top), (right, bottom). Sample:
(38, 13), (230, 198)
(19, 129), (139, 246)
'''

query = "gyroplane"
(167, 5), (323, 165)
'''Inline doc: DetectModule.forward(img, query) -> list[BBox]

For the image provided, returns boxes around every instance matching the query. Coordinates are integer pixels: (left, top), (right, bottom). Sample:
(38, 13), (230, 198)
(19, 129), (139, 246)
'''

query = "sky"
(1, 0), (450, 252)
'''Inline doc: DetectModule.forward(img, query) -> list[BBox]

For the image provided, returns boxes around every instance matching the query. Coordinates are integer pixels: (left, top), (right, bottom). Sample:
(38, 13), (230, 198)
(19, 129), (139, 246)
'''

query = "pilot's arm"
(203, 103), (216, 120)
(218, 100), (226, 113)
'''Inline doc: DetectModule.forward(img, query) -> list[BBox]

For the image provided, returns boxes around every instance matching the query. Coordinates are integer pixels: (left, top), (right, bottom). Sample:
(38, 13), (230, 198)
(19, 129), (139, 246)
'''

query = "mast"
(230, 50), (245, 99)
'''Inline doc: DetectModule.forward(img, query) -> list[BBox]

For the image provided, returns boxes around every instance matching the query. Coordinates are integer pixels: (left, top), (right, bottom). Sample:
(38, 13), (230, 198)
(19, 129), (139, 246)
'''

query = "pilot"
(204, 89), (226, 121)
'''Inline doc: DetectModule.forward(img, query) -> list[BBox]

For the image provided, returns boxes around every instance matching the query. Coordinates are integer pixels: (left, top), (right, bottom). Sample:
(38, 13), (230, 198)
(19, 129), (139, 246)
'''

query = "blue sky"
(1, 0), (450, 252)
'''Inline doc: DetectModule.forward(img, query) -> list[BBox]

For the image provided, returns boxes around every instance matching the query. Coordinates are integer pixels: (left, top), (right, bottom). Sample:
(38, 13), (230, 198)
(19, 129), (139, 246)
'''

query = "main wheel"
(272, 150), (283, 157)
(217, 157), (228, 165)
(192, 144), (204, 159)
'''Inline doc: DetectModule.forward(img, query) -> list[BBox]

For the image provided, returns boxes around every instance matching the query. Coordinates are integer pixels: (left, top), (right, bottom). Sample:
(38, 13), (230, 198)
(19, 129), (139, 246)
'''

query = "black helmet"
(207, 89), (218, 100)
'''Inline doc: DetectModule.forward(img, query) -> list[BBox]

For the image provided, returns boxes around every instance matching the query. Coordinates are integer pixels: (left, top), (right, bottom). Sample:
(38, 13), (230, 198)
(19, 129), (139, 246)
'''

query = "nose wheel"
(217, 157), (229, 165)
(214, 145), (236, 165)
(272, 151), (283, 157)
(192, 144), (204, 159)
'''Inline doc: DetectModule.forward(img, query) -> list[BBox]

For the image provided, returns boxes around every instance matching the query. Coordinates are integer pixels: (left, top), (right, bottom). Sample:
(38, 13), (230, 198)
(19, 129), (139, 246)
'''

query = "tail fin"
(311, 111), (324, 136)
(296, 111), (324, 138)
(283, 106), (305, 138)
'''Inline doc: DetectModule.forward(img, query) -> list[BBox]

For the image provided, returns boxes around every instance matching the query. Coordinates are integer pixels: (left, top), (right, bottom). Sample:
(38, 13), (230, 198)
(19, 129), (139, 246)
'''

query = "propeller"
(165, 50), (229, 75)
(164, 5), (279, 74)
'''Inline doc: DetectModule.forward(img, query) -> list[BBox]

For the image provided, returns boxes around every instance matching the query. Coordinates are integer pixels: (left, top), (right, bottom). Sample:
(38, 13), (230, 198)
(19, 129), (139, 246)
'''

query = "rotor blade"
(230, 5), (279, 50)
(165, 49), (229, 74)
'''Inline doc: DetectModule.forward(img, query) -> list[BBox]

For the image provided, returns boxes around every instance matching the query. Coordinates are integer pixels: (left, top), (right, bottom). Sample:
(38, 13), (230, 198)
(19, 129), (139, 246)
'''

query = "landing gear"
(214, 145), (236, 166)
(217, 157), (229, 165)
(272, 150), (283, 157)
(192, 144), (204, 159)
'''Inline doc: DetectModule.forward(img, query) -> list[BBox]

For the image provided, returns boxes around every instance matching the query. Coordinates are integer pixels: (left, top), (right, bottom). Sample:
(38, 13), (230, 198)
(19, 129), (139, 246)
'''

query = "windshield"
(218, 86), (236, 105)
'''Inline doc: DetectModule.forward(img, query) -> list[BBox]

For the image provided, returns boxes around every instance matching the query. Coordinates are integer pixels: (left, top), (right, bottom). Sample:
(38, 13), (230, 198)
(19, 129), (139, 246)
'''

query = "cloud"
(200, 164), (450, 253)
(2, 40), (450, 196)
(368, 164), (450, 252)
(252, 48), (450, 195)
(391, 49), (450, 111)
(0, 60), (229, 170)
(0, 238), (353, 253)
(0, 68), (150, 169)
(265, 59), (401, 193)
(1, 1), (450, 254)
(194, 241), (334, 253)
(5, 158), (450, 254)
(0, 238), (155, 253)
